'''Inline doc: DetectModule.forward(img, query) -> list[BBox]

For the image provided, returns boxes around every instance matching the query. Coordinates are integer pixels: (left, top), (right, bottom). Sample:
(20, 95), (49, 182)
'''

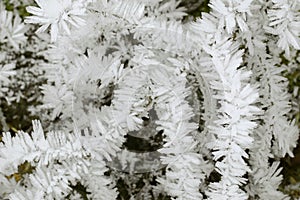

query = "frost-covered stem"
(264, 0), (300, 57)
(151, 68), (209, 199)
(0, 121), (118, 199)
(203, 38), (259, 199)
(189, 1), (261, 198)
(232, 1), (300, 197)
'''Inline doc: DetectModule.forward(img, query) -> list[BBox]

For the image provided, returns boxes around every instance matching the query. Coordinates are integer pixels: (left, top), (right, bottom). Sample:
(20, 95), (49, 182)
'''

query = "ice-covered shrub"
(0, 0), (299, 199)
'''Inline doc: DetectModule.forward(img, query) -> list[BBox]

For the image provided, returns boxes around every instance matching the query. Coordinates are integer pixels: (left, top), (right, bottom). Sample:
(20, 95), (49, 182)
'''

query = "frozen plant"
(0, 0), (299, 199)
(0, 0), (47, 133)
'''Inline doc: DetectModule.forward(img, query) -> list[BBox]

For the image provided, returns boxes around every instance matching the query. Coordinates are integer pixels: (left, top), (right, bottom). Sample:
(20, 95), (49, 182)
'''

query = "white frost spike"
(25, 0), (89, 42)
(0, 63), (16, 84)
(111, 0), (145, 23)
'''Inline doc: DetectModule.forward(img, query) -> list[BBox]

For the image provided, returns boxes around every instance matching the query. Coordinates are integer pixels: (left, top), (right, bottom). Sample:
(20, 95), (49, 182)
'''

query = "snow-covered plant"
(0, 0), (299, 199)
(0, 0), (47, 134)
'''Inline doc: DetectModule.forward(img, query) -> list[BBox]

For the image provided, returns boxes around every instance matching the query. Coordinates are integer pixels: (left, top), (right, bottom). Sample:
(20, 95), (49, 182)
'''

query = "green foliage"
(4, 0), (30, 18)
(6, 161), (35, 182)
